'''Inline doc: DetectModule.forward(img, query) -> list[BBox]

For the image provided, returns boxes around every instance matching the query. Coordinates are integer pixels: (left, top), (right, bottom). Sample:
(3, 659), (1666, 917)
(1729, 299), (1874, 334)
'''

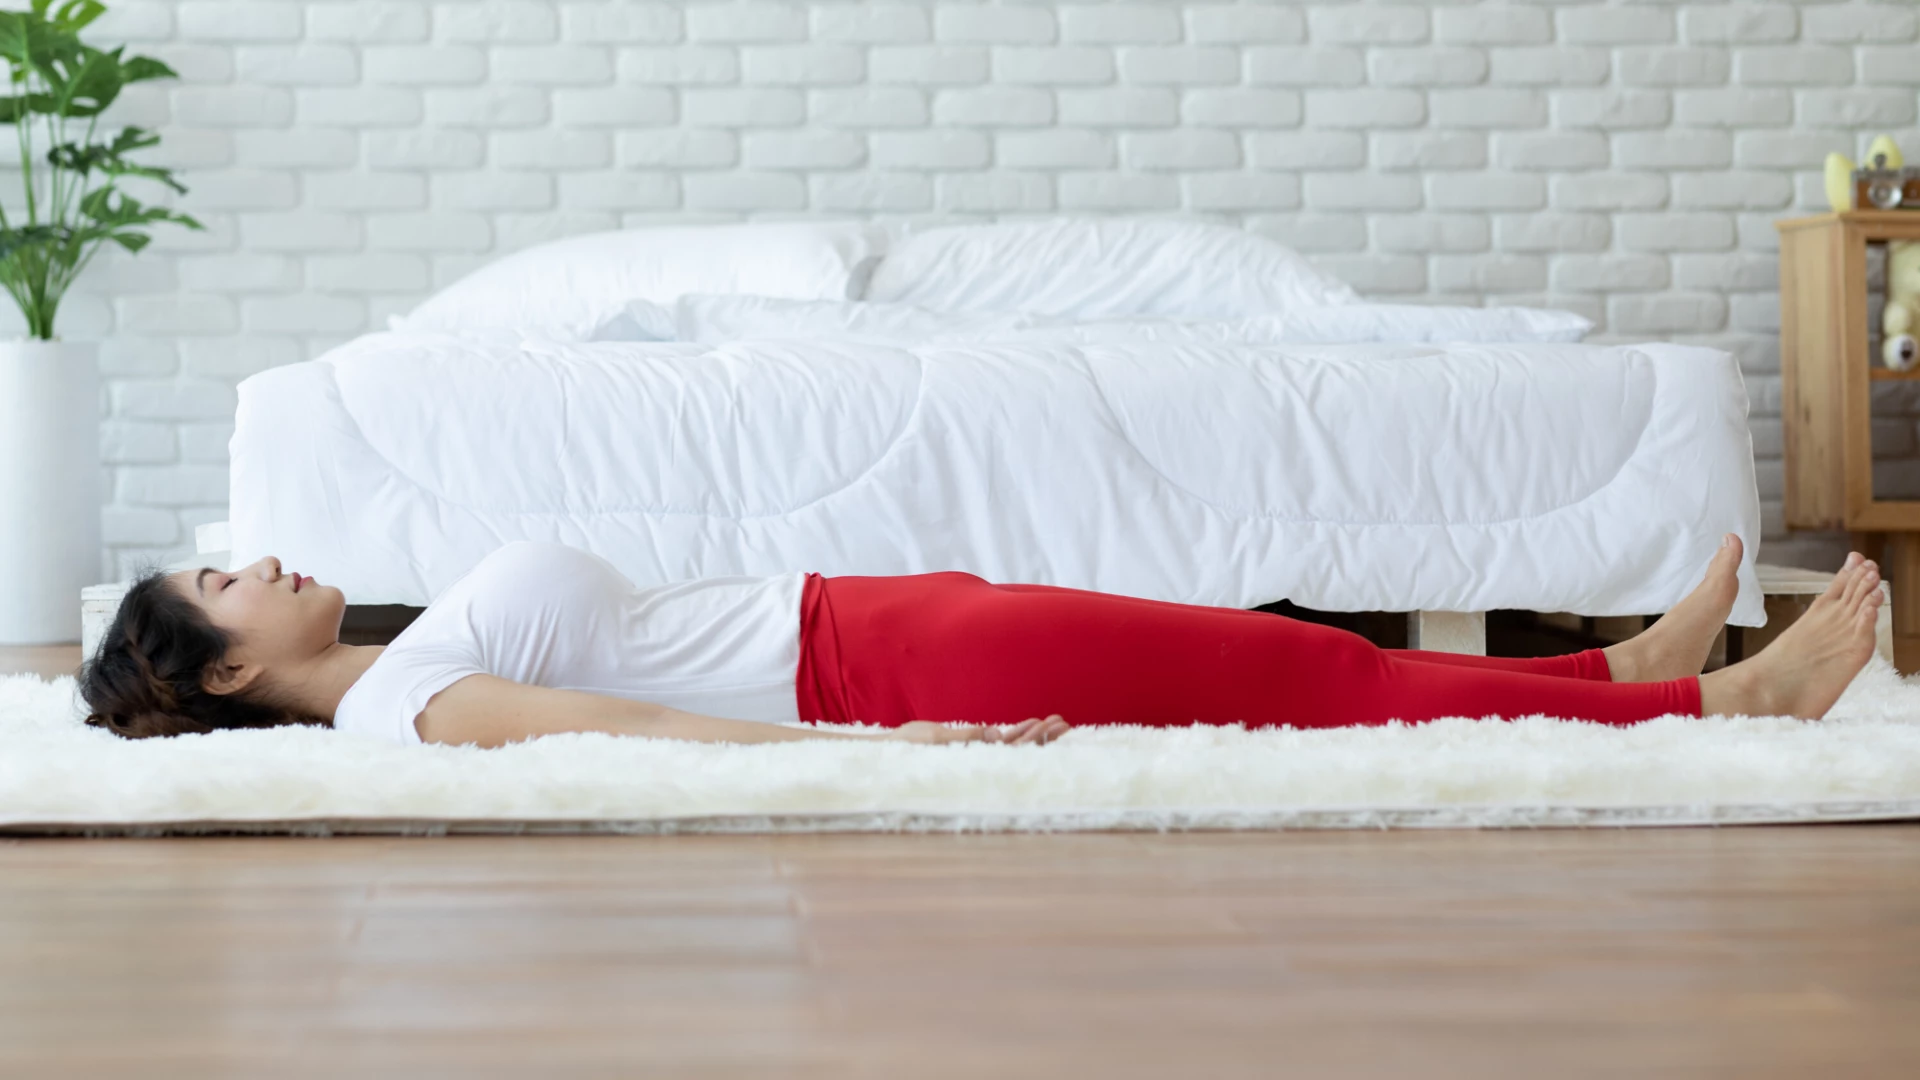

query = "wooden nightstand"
(1777, 210), (1920, 672)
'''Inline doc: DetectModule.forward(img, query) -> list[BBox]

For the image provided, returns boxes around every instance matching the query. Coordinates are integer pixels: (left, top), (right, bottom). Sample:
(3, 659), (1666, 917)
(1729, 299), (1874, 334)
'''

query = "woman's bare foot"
(1698, 555), (1884, 720)
(1604, 534), (1747, 683)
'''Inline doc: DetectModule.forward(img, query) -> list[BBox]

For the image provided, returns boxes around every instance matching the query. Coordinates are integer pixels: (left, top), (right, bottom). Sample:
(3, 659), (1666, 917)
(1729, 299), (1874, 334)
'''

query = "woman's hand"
(887, 715), (1069, 745)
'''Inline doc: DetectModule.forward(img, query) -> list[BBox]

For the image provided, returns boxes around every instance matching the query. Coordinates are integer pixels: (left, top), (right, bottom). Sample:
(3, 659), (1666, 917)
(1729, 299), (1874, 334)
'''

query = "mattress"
(229, 325), (1765, 626)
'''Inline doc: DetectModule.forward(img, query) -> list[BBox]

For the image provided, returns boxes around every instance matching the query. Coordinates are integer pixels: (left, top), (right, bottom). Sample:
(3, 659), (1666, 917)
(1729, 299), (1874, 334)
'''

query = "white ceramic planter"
(0, 340), (99, 645)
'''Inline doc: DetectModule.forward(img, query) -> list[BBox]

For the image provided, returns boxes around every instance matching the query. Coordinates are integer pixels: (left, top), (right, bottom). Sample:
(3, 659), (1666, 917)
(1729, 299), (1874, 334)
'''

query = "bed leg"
(1407, 611), (1486, 655)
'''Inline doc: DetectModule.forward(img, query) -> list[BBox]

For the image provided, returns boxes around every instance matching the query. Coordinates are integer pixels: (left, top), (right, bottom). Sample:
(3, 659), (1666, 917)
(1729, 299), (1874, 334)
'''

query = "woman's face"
(169, 556), (347, 673)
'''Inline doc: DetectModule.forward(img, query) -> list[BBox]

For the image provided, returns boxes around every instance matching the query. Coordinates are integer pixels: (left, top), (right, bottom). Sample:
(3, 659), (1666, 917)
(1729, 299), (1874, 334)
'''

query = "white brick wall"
(47, 0), (1910, 578)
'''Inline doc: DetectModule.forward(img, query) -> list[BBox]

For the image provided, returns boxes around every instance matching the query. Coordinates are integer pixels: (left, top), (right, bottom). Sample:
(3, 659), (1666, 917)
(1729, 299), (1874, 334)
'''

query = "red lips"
(291, 573), (302, 592)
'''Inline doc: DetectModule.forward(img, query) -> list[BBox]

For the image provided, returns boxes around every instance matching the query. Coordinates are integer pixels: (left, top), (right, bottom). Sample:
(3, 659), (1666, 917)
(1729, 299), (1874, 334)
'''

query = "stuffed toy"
(1885, 240), (1920, 371)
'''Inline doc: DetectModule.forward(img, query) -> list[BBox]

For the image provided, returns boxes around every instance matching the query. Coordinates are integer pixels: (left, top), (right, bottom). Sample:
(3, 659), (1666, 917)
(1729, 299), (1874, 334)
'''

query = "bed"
(220, 218), (1767, 633)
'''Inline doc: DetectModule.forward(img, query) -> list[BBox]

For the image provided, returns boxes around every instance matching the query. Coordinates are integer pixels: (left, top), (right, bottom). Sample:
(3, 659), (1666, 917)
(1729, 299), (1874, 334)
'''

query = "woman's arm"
(413, 674), (1067, 749)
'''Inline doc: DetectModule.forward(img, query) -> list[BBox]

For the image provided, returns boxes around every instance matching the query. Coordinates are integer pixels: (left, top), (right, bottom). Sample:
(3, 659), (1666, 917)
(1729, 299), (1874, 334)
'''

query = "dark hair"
(78, 569), (327, 739)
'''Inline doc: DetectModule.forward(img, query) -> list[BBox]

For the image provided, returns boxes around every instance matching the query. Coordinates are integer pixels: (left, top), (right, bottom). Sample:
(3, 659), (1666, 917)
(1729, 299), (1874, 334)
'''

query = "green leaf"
(52, 1), (105, 33)
(53, 45), (123, 117)
(119, 54), (174, 84)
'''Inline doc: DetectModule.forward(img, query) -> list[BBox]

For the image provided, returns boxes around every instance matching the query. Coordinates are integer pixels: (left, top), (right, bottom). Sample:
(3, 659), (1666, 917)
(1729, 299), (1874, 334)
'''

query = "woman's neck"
(279, 642), (385, 721)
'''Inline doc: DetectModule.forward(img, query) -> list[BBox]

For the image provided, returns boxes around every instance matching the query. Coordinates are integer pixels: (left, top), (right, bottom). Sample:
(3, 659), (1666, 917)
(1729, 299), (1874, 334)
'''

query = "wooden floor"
(0, 828), (1914, 1078)
(0, 643), (80, 680)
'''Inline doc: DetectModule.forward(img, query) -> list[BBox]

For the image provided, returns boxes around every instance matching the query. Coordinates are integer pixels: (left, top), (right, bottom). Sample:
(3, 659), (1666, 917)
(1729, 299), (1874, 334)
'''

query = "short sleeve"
(334, 642), (485, 746)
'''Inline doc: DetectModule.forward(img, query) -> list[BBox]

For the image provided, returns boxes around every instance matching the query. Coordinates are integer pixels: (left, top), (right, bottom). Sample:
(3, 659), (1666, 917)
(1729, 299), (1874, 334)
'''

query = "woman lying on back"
(79, 537), (1881, 748)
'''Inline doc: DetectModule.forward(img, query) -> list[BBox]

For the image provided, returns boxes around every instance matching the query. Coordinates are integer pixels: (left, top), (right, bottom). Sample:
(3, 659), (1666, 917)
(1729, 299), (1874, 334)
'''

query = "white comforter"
(230, 306), (1764, 625)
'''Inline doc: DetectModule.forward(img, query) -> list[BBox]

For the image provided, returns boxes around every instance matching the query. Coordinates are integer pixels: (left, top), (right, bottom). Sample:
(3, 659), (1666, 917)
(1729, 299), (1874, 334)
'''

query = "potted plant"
(0, 0), (198, 645)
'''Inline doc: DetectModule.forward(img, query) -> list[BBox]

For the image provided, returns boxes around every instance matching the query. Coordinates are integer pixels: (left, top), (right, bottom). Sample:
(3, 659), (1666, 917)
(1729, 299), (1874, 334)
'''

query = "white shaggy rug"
(6, 658), (1920, 835)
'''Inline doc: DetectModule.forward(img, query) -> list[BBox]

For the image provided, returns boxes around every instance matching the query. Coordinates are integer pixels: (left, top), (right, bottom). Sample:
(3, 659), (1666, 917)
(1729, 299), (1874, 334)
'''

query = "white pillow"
(864, 217), (1357, 320)
(391, 222), (891, 341)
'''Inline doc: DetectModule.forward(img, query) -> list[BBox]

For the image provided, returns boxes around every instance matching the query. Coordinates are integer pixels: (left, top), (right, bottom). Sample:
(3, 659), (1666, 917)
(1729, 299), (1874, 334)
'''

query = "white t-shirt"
(333, 542), (806, 745)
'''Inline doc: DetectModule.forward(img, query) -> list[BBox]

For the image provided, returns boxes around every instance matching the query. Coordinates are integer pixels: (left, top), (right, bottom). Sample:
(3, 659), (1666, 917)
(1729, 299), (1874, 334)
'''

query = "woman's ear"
(201, 657), (261, 698)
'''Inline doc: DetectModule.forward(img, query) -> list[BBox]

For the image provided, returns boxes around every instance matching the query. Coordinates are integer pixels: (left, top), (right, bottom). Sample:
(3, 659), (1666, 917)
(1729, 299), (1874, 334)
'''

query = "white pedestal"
(0, 341), (98, 645)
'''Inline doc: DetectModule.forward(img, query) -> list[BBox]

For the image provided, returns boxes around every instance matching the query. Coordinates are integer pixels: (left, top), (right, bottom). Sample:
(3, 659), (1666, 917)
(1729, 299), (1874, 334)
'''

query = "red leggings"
(795, 572), (1701, 729)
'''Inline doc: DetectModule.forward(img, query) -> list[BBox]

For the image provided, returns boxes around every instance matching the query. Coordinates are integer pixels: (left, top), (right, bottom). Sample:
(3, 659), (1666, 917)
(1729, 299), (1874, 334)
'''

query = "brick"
(871, 130), (991, 170)
(1427, 173), (1545, 212)
(179, 424), (237, 465)
(810, 87), (928, 127)
(682, 88), (806, 126)
(233, 129), (357, 168)
(1488, 47), (1611, 87)
(745, 45), (867, 85)
(1118, 47), (1239, 86)
(309, 2), (431, 42)
(1674, 88), (1792, 127)
(1303, 89), (1425, 129)
(1251, 215), (1367, 254)
(1734, 130), (1850, 169)
(1614, 130), (1733, 170)
(1312, 254), (1425, 295)
(1609, 294), (1728, 334)
(112, 379), (237, 421)
(683, 172), (808, 211)
(1309, 6), (1428, 45)
(617, 130), (740, 168)
(1057, 173), (1179, 211)
(492, 131), (613, 170)
(1058, 88), (1177, 127)
(1302, 173), (1423, 212)
(1682, 5), (1797, 44)
(617, 47), (740, 84)
(1669, 172), (1793, 211)
(364, 46), (488, 85)
(1121, 130), (1240, 171)
(1182, 173), (1299, 211)
(90, 2), (174, 42)
(812, 4), (929, 43)
(1373, 215), (1491, 254)
(102, 421), (178, 465)
(1862, 46), (1920, 85)
(1372, 131), (1486, 171)
(1618, 47), (1730, 87)
(117, 296), (238, 335)
(1552, 254), (1670, 292)
(492, 46), (614, 85)
(297, 88), (423, 127)
(240, 212), (365, 251)
(933, 87), (1054, 127)
(1246, 131), (1366, 170)
(934, 6), (1055, 45)
(1619, 213), (1736, 252)
(555, 172), (680, 210)
(366, 129), (486, 169)
(425, 86), (549, 126)
(96, 338), (179, 378)
(996, 129), (1115, 170)
(435, 1), (559, 42)
(308, 254), (431, 293)
(1557, 7), (1674, 46)
(1551, 173), (1669, 211)
(561, 2), (683, 43)
(1435, 6), (1549, 45)
(992, 46), (1114, 85)
(1061, 5), (1181, 44)
(1493, 213), (1611, 253)
(178, 1), (301, 41)
(1181, 89), (1301, 129)
(686, 2), (809, 43)
(118, 466), (231, 507)
(177, 254), (300, 293)
(935, 173), (1055, 212)
(1552, 90), (1671, 130)
(743, 130), (868, 169)
(1734, 47), (1853, 86)
(870, 46), (989, 85)
(1246, 47), (1365, 87)
(1432, 255), (1547, 294)
(1802, 4), (1918, 44)
(1494, 132), (1610, 171)
(364, 213), (493, 251)
(1799, 90), (1917, 129)
(1429, 89), (1547, 129)
(1672, 254), (1780, 292)
(235, 45), (359, 85)
(1369, 47), (1489, 87)
(147, 43), (234, 84)
(102, 507), (180, 547)
(174, 87), (294, 128)
(431, 171), (553, 210)
(1729, 293), (1780, 334)
(552, 87), (675, 127)
(811, 173), (933, 212)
